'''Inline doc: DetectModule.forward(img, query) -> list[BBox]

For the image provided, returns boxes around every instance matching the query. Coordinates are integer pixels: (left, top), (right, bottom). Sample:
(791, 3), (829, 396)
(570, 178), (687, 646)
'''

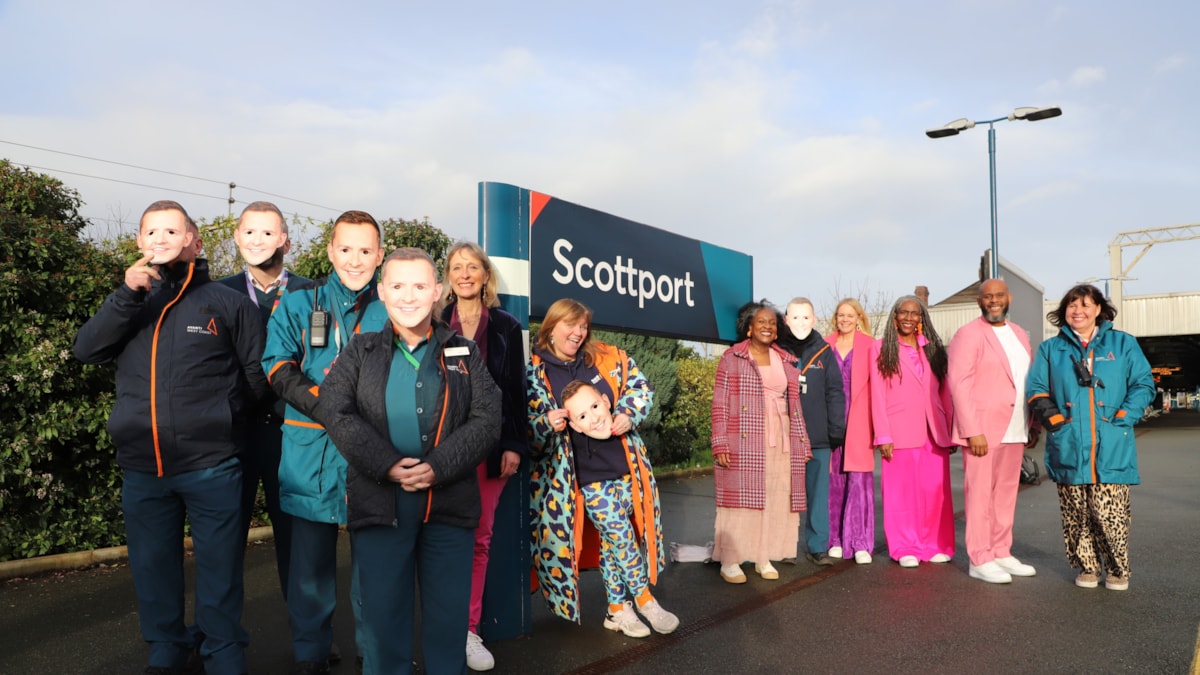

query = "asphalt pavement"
(3, 411), (1199, 674)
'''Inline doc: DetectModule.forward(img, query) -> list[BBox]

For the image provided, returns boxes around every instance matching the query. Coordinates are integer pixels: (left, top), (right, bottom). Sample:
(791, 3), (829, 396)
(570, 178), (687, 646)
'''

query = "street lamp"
(926, 105), (1063, 279)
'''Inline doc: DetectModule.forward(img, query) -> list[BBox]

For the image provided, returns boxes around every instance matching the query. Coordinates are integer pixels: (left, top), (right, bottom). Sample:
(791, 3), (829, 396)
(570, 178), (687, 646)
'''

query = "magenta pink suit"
(946, 317), (1032, 567)
(869, 336), (955, 561)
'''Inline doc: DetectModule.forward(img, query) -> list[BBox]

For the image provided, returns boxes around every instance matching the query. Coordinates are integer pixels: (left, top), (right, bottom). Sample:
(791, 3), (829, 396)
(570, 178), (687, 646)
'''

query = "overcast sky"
(2, 0), (1196, 314)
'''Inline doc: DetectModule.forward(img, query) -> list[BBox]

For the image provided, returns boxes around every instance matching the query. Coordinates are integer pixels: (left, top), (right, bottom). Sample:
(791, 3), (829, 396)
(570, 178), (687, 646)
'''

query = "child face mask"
(563, 386), (614, 440)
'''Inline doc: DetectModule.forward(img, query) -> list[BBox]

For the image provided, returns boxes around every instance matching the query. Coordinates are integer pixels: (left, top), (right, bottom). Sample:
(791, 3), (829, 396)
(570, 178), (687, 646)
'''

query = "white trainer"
(603, 601), (651, 638)
(929, 553), (952, 563)
(828, 546), (844, 559)
(636, 599), (680, 634)
(465, 631), (494, 671)
(969, 561), (1014, 584)
(994, 556), (1037, 577)
(854, 550), (873, 564)
(899, 555), (919, 568)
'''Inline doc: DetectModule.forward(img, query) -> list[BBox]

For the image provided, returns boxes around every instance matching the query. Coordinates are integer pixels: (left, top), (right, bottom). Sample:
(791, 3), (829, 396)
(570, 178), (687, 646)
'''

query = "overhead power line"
(1, 138), (341, 214)
(1, 139), (227, 185)
(14, 161), (227, 203)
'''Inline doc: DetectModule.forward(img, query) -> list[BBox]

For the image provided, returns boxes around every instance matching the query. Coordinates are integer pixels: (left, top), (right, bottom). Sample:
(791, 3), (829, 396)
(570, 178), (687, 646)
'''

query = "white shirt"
(993, 323), (1031, 444)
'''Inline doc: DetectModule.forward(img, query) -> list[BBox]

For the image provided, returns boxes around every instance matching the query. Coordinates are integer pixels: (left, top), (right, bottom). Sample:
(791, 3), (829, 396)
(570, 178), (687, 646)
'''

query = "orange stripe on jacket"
(148, 262), (196, 477)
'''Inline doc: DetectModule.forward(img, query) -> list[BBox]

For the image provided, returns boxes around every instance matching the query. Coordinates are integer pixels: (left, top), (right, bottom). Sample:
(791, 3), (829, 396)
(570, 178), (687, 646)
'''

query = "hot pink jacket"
(826, 330), (875, 472)
(946, 317), (1032, 447)
(869, 335), (953, 449)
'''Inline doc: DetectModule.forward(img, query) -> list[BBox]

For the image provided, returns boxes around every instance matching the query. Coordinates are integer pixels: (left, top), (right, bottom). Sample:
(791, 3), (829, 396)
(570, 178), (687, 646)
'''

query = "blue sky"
(2, 0), (1196, 315)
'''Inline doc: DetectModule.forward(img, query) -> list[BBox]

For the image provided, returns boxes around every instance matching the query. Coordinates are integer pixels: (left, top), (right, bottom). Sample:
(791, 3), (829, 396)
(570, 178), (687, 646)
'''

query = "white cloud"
(1154, 54), (1188, 77)
(1068, 66), (1106, 88)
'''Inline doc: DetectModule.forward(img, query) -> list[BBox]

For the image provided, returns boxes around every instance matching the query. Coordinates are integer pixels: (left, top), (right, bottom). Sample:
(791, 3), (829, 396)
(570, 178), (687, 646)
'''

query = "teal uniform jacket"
(262, 273), (388, 524)
(1026, 320), (1155, 486)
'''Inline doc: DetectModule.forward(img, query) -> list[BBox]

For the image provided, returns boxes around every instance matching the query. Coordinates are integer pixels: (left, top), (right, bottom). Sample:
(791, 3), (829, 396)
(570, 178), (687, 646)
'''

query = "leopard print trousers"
(1056, 483), (1131, 578)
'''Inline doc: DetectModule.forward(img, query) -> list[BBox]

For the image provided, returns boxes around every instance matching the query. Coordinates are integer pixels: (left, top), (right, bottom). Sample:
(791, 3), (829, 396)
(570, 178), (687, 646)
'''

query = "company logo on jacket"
(186, 318), (219, 336)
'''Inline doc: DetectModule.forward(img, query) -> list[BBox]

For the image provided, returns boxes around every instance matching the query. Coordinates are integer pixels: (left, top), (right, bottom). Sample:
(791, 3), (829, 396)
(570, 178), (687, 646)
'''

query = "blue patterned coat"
(527, 342), (664, 623)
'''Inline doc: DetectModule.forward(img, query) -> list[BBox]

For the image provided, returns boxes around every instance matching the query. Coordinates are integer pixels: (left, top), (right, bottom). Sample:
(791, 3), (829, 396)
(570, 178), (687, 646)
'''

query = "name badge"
(444, 346), (470, 357)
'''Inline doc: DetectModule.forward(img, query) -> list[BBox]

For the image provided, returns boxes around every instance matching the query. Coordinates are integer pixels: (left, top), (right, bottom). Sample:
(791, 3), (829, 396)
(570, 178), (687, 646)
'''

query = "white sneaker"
(994, 556), (1037, 577)
(969, 561), (1013, 584)
(828, 546), (843, 559)
(898, 555), (919, 568)
(854, 550), (872, 564)
(465, 632), (494, 671)
(603, 601), (651, 638)
(929, 553), (952, 563)
(636, 599), (679, 634)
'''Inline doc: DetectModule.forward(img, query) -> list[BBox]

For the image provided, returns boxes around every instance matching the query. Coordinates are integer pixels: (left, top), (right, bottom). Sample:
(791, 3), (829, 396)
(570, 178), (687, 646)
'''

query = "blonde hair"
(441, 241), (501, 309)
(833, 297), (870, 334)
(535, 298), (598, 366)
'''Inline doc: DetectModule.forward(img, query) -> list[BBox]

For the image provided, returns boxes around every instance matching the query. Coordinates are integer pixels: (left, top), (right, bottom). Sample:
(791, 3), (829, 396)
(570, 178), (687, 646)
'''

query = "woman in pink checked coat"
(711, 301), (812, 584)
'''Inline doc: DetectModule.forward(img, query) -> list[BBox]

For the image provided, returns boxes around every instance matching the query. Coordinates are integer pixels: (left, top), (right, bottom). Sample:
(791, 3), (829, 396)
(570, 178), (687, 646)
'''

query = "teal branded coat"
(1026, 320), (1155, 485)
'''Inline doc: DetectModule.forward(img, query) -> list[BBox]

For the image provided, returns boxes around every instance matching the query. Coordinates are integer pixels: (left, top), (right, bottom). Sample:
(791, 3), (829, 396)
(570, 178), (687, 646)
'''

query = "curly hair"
(876, 295), (947, 383)
(733, 299), (780, 344)
(1047, 284), (1117, 328)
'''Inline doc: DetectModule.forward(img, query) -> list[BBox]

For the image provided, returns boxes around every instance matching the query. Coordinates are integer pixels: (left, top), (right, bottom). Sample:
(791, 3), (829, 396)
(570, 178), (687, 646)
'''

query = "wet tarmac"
(3, 410), (1199, 674)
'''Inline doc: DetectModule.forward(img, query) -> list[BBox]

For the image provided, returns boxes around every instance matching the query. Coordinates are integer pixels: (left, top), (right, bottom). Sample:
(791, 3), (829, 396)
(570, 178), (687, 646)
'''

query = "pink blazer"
(869, 336), (953, 449)
(827, 330), (875, 472)
(946, 317), (1032, 447)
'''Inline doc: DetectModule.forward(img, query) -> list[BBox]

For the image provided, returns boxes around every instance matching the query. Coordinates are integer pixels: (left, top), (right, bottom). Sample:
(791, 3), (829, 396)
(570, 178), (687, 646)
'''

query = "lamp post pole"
(926, 106), (1063, 280)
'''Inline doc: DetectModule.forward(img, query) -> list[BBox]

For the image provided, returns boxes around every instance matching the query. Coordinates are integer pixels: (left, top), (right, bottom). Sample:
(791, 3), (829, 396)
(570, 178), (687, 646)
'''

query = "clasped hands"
(388, 457), (436, 492)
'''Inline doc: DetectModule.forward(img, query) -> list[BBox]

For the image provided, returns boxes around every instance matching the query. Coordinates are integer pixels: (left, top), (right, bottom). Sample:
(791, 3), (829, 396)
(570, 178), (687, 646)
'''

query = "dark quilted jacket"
(317, 322), (500, 530)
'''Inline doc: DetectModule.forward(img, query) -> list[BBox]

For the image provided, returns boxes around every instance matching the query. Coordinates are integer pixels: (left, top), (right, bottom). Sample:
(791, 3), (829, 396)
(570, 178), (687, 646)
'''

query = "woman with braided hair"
(869, 295), (956, 568)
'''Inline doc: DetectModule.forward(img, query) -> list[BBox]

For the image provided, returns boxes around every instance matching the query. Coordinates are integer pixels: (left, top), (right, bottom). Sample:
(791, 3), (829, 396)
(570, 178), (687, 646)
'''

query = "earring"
(550, 336), (555, 346)
(918, 322), (924, 336)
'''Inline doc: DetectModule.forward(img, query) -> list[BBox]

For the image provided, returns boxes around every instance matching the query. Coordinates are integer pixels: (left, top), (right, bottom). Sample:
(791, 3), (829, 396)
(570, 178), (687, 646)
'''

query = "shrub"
(0, 161), (127, 561)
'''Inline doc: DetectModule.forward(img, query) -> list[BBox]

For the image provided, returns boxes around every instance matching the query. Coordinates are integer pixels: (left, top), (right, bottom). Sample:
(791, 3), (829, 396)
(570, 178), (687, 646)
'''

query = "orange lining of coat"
(424, 345), (451, 523)
(149, 263), (195, 477)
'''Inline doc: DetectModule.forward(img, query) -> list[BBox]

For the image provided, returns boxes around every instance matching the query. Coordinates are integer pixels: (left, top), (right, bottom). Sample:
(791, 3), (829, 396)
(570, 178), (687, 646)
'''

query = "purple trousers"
(828, 445), (875, 556)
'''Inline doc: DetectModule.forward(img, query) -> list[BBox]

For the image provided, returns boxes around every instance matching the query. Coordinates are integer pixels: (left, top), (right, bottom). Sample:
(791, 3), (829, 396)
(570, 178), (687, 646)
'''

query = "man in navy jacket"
(74, 200), (268, 675)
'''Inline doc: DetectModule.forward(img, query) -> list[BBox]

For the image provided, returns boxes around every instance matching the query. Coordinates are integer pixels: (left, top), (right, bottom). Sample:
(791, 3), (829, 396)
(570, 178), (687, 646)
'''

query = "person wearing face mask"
(869, 296), (955, 568)
(263, 210), (388, 674)
(217, 201), (311, 600)
(776, 297), (845, 567)
(319, 247), (500, 674)
(711, 301), (813, 584)
(437, 242), (527, 671)
(527, 299), (677, 639)
(1027, 284), (1154, 591)
(74, 200), (269, 675)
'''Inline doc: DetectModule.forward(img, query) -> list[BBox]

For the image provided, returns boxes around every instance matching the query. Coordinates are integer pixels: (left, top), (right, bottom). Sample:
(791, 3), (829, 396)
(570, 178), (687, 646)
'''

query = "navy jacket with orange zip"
(317, 321), (500, 530)
(74, 258), (269, 476)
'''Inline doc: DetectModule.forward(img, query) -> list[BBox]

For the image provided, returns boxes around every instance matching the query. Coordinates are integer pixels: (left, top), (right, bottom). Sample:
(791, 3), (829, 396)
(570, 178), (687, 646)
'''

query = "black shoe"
(294, 661), (330, 675)
(328, 642), (342, 664)
(356, 655), (364, 674)
(806, 552), (836, 567)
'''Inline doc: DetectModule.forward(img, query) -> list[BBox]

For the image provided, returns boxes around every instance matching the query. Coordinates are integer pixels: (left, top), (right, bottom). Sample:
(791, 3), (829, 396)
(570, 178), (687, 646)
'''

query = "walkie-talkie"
(309, 279), (329, 348)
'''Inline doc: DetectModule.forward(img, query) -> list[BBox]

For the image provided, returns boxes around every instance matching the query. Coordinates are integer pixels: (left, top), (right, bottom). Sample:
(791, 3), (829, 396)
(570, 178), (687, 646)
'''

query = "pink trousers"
(962, 442), (1024, 566)
(468, 463), (510, 633)
(880, 440), (955, 560)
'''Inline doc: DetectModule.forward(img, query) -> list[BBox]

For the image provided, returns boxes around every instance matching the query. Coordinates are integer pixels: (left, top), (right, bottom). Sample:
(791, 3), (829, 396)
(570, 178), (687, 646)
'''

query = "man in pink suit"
(947, 279), (1040, 584)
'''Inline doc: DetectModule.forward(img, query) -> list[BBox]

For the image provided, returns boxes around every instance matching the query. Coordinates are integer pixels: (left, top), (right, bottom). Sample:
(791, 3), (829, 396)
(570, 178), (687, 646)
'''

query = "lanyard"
(245, 269), (288, 314)
(394, 339), (422, 370)
(332, 292), (371, 354)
